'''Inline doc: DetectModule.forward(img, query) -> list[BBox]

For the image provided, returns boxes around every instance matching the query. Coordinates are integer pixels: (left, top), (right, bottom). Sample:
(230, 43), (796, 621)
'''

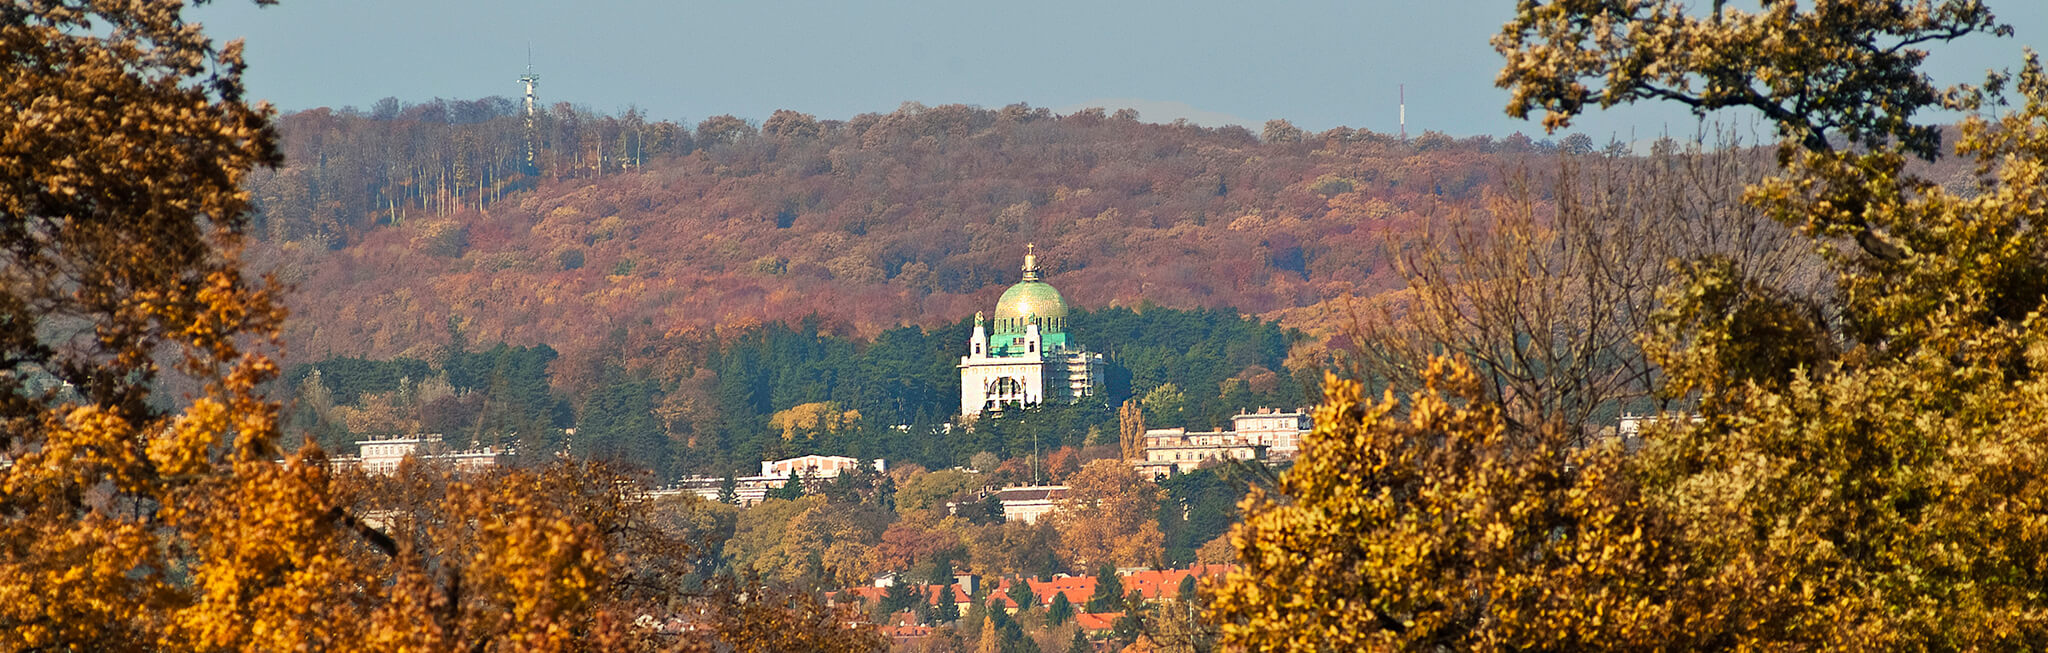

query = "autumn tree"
(897, 468), (983, 513)
(1117, 398), (1146, 461)
(1054, 459), (1164, 571)
(769, 400), (861, 442)
(1351, 138), (1817, 438)
(1260, 119), (1304, 144)
(763, 109), (824, 140)
(1208, 362), (1687, 649)
(1495, 0), (2006, 160)
(0, 5), (882, 648)
(696, 114), (757, 149)
(333, 461), (663, 650)
(1218, 0), (2048, 650)
(964, 518), (1062, 579)
(0, 0), (356, 647)
(1495, 5), (2048, 643)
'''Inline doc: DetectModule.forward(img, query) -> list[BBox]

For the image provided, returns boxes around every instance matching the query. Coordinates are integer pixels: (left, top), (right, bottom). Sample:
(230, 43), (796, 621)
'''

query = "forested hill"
(246, 98), (1567, 371)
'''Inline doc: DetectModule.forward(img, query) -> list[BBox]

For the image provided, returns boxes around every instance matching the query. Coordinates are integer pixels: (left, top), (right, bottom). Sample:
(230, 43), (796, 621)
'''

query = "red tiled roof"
(1073, 612), (1121, 632)
(841, 586), (887, 603)
(922, 584), (971, 604)
(1120, 564), (1237, 600)
(878, 624), (933, 642)
(1029, 575), (1097, 607)
(975, 574), (1100, 610)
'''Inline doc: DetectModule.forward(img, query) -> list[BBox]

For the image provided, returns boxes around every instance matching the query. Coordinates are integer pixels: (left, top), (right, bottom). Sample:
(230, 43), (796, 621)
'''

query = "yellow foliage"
(1209, 361), (1692, 651)
(0, 3), (884, 650)
(769, 401), (862, 442)
(1053, 459), (1165, 570)
(1213, 5), (2048, 649)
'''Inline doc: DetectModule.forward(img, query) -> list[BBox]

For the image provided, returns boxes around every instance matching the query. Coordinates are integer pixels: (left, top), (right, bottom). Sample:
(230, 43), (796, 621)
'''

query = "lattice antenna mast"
(518, 47), (541, 173)
(1400, 83), (1407, 141)
(520, 47), (541, 118)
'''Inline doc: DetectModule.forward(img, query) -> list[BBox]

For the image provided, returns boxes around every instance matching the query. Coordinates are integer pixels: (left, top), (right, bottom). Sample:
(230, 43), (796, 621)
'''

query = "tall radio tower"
(518, 48), (541, 173)
(519, 48), (541, 118)
(1400, 84), (1407, 141)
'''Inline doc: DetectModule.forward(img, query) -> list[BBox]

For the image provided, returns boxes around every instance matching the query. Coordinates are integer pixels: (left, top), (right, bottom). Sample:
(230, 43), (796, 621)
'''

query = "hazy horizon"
(195, 0), (2047, 141)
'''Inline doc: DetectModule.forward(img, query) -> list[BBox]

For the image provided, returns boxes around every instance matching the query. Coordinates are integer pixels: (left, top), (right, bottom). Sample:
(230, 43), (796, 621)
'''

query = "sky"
(193, 0), (2047, 141)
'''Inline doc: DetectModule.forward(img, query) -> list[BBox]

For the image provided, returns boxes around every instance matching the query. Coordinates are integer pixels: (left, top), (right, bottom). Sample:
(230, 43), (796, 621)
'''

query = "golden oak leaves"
(455, 482), (614, 651)
(1620, 52), (2048, 648)
(1209, 361), (1696, 651)
(3, 2), (309, 649)
(1449, 7), (2048, 646)
(769, 401), (862, 442)
(5, 3), (882, 651)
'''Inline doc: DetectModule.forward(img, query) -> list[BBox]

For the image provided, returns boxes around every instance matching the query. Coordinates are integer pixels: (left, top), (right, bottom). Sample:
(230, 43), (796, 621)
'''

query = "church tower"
(959, 245), (1107, 417)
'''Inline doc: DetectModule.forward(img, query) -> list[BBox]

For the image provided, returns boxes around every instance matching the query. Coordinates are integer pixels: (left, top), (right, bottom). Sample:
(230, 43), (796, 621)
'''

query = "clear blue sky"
(194, 0), (2046, 140)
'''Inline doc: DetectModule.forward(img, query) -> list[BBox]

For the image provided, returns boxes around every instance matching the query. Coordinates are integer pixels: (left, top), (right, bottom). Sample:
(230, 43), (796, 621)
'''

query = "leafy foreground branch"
(1209, 361), (1691, 650)
(0, 1), (877, 651)
(1213, 1), (2048, 649)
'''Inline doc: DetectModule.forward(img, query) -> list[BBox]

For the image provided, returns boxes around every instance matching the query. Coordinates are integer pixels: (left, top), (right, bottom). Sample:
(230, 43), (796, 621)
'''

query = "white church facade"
(959, 245), (1106, 417)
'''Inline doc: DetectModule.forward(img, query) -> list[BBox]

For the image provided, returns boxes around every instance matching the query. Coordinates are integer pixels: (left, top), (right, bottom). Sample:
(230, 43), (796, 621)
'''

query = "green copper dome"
(990, 244), (1070, 337)
(994, 280), (1068, 323)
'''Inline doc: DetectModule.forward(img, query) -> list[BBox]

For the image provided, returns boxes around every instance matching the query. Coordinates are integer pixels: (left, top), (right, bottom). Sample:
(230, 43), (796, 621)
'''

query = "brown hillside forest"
(249, 91), (1982, 479)
(9, 0), (2048, 650)
(247, 89), (1674, 479)
(250, 98), (1509, 362)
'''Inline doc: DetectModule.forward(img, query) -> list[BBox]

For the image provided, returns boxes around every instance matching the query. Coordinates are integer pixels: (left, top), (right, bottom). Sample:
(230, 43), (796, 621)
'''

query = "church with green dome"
(959, 245), (1107, 417)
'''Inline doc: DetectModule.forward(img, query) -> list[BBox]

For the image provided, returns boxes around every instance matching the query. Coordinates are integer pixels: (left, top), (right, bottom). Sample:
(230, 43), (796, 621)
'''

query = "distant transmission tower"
(519, 49), (541, 174)
(1400, 83), (1407, 141)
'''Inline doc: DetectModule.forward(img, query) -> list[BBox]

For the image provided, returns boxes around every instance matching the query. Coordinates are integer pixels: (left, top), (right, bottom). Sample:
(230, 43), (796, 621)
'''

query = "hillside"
(246, 100), (1562, 375)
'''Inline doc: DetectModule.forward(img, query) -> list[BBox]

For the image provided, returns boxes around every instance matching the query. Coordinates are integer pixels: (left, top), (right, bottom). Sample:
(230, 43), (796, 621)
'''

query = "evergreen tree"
(765, 469), (804, 500)
(1066, 629), (1091, 653)
(1157, 468), (1248, 566)
(961, 599), (986, 639)
(1087, 564), (1124, 612)
(1113, 590), (1145, 644)
(929, 556), (957, 586)
(571, 379), (669, 477)
(881, 580), (919, 616)
(1048, 592), (1075, 625)
(1006, 579), (1037, 612)
(716, 472), (738, 504)
(933, 588), (960, 623)
(913, 588), (934, 623)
